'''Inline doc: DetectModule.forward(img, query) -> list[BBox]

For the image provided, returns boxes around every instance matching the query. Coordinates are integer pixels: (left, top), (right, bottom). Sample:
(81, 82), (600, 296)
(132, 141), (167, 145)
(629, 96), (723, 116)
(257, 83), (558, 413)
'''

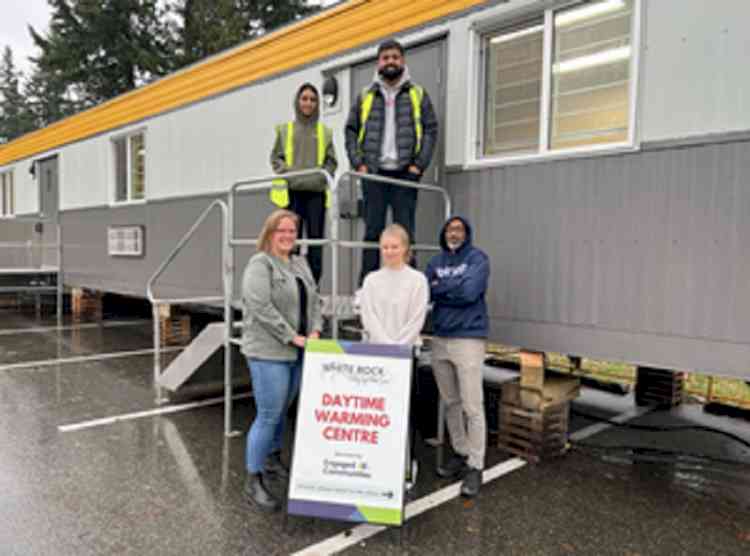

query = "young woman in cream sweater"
(359, 223), (429, 345)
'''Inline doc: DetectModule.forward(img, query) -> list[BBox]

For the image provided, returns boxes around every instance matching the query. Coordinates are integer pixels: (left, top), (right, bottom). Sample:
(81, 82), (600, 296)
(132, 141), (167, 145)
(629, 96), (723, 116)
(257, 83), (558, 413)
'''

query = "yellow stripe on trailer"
(0, 0), (486, 167)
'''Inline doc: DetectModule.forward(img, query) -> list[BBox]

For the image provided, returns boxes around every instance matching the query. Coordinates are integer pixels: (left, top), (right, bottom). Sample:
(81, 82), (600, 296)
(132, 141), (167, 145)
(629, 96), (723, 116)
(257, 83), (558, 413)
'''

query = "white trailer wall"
(0, 162), (38, 216)
(641, 0), (750, 143)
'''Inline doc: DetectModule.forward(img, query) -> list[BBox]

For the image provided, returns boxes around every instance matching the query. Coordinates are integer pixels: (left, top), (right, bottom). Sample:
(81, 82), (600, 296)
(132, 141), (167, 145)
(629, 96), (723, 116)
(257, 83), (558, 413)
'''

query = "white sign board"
(288, 339), (413, 526)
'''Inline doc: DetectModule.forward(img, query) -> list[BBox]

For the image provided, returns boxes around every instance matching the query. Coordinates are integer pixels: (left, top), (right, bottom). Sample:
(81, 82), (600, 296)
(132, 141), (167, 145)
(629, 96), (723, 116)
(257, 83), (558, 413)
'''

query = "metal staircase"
(146, 169), (451, 437)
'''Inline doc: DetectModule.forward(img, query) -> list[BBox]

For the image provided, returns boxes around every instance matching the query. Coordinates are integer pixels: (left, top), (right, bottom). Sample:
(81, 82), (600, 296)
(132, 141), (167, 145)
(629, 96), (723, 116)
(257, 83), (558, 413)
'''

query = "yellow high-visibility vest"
(357, 84), (424, 156)
(270, 121), (333, 208)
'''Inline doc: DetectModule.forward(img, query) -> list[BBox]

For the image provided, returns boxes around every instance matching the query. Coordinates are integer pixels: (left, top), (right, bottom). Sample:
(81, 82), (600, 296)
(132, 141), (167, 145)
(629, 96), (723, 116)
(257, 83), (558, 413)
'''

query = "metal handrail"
(328, 170), (452, 339)
(145, 199), (230, 410)
(337, 240), (441, 251)
(227, 169), (335, 246)
(146, 199), (229, 304)
(341, 170), (452, 215)
(144, 167), (453, 438)
(0, 217), (63, 325)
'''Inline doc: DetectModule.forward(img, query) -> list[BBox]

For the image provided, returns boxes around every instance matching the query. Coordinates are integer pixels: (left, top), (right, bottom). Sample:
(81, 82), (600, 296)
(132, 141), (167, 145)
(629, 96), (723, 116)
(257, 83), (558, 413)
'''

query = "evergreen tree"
(24, 63), (75, 128)
(0, 47), (35, 143)
(175, 0), (248, 67)
(240, 0), (319, 38)
(29, 0), (173, 106)
(172, 0), (320, 69)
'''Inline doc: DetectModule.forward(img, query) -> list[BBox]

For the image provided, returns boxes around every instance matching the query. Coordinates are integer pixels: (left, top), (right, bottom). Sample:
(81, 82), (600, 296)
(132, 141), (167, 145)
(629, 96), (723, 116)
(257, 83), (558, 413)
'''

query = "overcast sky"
(0, 0), (341, 79)
(0, 0), (51, 77)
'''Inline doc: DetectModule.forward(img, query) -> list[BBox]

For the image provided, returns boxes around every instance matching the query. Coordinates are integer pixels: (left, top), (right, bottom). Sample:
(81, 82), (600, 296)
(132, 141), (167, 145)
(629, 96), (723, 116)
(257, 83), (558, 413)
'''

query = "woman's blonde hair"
(380, 223), (411, 262)
(257, 209), (299, 253)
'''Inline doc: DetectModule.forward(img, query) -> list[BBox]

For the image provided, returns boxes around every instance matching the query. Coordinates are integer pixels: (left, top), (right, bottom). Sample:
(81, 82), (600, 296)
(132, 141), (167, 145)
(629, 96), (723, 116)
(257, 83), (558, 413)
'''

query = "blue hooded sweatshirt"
(425, 217), (490, 338)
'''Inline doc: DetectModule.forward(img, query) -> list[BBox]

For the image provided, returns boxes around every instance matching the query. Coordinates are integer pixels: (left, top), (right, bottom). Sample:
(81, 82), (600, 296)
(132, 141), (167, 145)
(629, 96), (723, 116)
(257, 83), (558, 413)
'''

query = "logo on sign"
(321, 361), (390, 385)
(322, 457), (372, 479)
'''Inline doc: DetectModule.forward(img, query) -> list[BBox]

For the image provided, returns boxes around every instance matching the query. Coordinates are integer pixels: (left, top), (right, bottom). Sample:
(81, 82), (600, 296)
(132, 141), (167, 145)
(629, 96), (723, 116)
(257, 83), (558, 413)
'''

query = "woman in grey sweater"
(241, 209), (322, 512)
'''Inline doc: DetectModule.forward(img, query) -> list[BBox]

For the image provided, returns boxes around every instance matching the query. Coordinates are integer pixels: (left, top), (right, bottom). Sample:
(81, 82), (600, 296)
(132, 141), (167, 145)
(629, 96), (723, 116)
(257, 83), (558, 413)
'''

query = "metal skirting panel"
(446, 139), (750, 379)
(0, 220), (40, 268)
(61, 196), (234, 301)
(59, 190), (350, 302)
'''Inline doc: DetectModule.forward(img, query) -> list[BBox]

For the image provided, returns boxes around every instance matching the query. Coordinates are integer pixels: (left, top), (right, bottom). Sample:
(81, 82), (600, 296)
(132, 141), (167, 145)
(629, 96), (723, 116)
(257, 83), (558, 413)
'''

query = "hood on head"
(294, 82), (320, 124)
(439, 216), (473, 252)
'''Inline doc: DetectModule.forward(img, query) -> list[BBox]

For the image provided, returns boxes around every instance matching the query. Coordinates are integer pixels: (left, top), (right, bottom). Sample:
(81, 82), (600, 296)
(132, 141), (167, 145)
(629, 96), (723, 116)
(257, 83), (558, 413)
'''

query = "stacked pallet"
(635, 366), (684, 408)
(497, 351), (580, 464)
(72, 288), (102, 321)
(160, 313), (191, 347)
(0, 294), (19, 309)
(497, 395), (569, 464)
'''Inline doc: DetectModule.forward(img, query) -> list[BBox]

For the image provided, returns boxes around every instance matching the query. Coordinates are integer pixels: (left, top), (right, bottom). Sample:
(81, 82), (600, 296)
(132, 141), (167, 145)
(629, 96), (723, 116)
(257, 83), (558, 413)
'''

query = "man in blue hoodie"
(425, 216), (490, 498)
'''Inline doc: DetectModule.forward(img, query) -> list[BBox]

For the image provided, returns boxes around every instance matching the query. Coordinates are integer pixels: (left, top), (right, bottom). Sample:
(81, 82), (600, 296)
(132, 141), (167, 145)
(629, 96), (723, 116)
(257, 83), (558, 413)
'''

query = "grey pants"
(431, 337), (487, 470)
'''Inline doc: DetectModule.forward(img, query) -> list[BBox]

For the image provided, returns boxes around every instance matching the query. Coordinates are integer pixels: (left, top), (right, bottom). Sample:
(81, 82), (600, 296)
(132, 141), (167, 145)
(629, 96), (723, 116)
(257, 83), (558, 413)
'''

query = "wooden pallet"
(72, 288), (102, 321)
(0, 294), (19, 309)
(497, 402), (570, 464)
(635, 367), (684, 407)
(160, 314), (191, 346)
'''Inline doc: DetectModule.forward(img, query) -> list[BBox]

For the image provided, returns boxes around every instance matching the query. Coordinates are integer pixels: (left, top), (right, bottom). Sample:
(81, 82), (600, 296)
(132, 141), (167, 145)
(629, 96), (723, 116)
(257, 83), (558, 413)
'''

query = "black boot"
(265, 451), (289, 479)
(244, 473), (280, 512)
(436, 454), (468, 479)
(460, 467), (482, 498)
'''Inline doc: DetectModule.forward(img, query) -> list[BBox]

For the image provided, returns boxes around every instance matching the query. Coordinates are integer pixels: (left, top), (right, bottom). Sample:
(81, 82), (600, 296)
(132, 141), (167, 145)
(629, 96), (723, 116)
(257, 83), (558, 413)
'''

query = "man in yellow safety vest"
(270, 83), (337, 283)
(345, 39), (439, 284)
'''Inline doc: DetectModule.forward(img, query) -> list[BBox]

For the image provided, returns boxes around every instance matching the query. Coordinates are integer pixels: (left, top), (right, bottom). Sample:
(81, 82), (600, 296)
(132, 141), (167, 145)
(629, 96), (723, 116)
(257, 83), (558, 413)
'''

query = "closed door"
(37, 156), (59, 267)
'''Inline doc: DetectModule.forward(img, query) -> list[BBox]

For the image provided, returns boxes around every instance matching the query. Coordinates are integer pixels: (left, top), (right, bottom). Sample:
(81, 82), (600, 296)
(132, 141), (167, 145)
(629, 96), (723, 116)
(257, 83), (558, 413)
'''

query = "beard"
(446, 240), (463, 252)
(378, 64), (404, 81)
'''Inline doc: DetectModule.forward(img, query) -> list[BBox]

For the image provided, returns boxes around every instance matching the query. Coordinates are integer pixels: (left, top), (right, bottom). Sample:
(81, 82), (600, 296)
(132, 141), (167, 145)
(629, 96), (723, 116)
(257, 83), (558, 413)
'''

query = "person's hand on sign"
(292, 335), (306, 348)
(308, 331), (320, 340)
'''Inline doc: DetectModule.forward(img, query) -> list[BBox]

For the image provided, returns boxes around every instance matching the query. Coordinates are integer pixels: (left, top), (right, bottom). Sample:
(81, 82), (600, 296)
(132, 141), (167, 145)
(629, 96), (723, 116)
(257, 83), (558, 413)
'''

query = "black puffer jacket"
(345, 79), (438, 173)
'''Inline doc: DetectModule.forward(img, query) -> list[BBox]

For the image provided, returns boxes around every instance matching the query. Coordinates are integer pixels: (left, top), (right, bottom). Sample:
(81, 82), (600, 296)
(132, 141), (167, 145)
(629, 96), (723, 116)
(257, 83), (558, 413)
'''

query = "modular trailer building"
(1, 0), (749, 380)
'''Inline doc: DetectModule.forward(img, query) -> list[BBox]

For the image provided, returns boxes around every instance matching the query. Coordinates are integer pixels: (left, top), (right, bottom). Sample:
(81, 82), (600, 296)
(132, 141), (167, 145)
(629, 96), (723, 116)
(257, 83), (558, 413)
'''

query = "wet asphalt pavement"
(1, 311), (749, 555)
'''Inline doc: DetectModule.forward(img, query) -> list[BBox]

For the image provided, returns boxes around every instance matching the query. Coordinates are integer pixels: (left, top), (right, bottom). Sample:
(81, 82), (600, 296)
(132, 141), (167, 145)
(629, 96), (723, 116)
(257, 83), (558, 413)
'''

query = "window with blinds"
(484, 20), (544, 155)
(481, 0), (636, 159)
(550, 0), (633, 149)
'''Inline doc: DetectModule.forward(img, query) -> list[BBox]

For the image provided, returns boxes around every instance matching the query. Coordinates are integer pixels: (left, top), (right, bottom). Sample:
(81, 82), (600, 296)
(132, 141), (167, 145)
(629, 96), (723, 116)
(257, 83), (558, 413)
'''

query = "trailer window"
(484, 20), (544, 155)
(113, 131), (146, 202)
(550, 0), (633, 149)
(481, 0), (635, 158)
(0, 170), (14, 217)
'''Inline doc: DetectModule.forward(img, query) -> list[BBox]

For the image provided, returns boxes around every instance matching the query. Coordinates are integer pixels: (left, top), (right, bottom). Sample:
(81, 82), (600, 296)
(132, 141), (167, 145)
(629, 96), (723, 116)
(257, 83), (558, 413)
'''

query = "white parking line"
(58, 392), (253, 432)
(570, 405), (652, 441)
(0, 347), (183, 372)
(292, 404), (652, 556)
(0, 319), (150, 336)
(291, 458), (527, 556)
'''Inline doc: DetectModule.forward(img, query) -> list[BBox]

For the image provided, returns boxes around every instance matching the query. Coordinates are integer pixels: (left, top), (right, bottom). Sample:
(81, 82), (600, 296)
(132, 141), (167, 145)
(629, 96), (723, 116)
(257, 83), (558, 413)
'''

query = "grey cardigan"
(241, 252), (323, 361)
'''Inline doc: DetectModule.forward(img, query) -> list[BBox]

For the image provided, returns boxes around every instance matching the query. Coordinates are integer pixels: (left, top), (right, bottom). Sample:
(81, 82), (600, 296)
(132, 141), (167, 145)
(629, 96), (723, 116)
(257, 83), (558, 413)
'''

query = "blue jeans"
(245, 357), (302, 473)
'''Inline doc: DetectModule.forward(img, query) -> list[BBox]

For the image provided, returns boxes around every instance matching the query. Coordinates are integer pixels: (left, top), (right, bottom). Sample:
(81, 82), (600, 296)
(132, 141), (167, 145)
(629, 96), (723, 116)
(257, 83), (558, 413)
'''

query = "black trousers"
(359, 168), (419, 285)
(289, 190), (326, 284)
